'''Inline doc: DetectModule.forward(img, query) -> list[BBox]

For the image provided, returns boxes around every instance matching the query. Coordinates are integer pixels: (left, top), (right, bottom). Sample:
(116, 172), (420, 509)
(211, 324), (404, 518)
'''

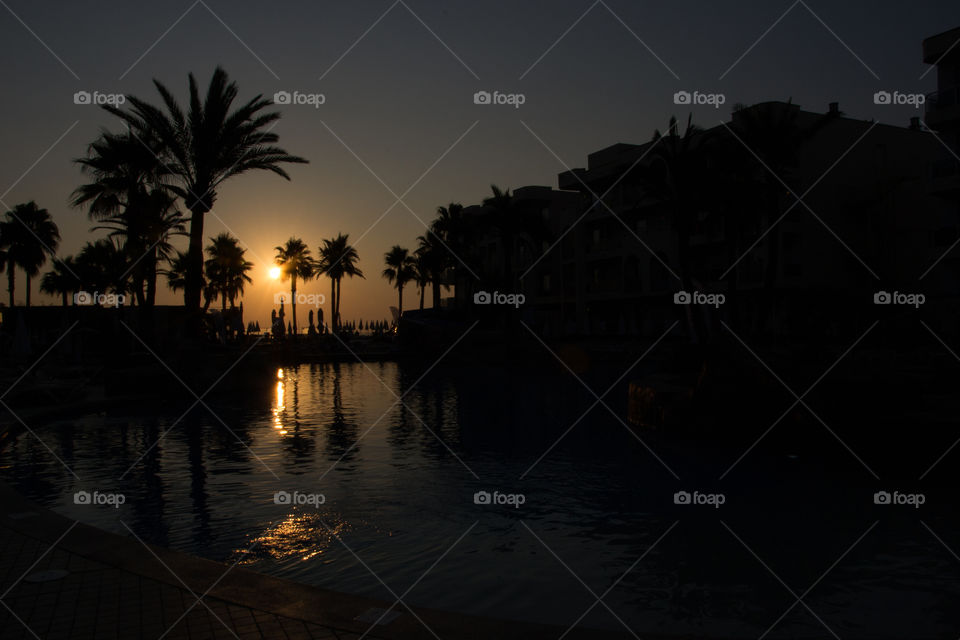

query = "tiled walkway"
(0, 482), (637, 640)
(0, 516), (368, 639)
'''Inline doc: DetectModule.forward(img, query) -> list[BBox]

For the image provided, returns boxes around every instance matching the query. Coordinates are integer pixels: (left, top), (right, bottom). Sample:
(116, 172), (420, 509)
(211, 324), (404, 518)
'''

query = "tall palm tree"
(104, 67), (308, 313)
(413, 246), (430, 310)
(382, 245), (416, 318)
(431, 202), (476, 309)
(206, 233), (253, 310)
(0, 202), (61, 307)
(40, 256), (80, 306)
(274, 237), (314, 335)
(482, 185), (515, 286)
(416, 229), (449, 309)
(316, 233), (364, 333)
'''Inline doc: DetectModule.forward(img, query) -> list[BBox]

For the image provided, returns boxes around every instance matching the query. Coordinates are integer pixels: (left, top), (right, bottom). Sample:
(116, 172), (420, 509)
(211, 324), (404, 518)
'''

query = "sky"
(0, 0), (957, 327)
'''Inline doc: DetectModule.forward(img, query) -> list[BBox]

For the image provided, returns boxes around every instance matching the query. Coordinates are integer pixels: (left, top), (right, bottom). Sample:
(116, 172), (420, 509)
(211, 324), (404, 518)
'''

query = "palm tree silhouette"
(165, 250), (218, 312)
(274, 237), (314, 335)
(72, 132), (184, 307)
(75, 238), (129, 301)
(317, 233), (364, 333)
(40, 256), (80, 306)
(382, 245), (417, 318)
(431, 202), (475, 309)
(206, 233), (253, 310)
(104, 67), (307, 314)
(413, 247), (430, 310)
(416, 229), (448, 309)
(164, 250), (190, 295)
(0, 202), (61, 307)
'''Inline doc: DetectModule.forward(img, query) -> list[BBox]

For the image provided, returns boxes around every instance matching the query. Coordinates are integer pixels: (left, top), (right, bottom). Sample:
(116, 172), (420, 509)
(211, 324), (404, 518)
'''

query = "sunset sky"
(0, 0), (955, 326)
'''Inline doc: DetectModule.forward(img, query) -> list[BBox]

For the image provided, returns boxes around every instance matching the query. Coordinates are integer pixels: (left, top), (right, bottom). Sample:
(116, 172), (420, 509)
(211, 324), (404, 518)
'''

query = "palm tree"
(0, 202), (61, 307)
(274, 237), (314, 335)
(480, 186), (549, 293)
(431, 202), (476, 309)
(104, 67), (308, 313)
(166, 250), (218, 312)
(382, 245), (416, 318)
(40, 256), (80, 306)
(206, 233), (253, 310)
(413, 246), (430, 310)
(482, 185), (515, 287)
(316, 233), (364, 333)
(416, 229), (449, 309)
(92, 190), (186, 306)
(75, 238), (130, 301)
(164, 250), (190, 295)
(72, 131), (182, 307)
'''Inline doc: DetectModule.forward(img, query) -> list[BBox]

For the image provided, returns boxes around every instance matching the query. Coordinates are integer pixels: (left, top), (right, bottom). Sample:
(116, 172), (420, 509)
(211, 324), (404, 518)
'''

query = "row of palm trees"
(273, 234), (363, 335)
(32, 229), (253, 313)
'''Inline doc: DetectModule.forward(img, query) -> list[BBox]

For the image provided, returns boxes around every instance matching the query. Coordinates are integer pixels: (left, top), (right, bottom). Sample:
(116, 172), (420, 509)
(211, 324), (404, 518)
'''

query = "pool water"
(2, 361), (958, 638)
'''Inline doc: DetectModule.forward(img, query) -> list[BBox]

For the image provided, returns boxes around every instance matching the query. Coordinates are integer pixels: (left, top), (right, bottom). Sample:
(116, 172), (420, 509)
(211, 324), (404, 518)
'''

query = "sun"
(269, 266), (282, 280)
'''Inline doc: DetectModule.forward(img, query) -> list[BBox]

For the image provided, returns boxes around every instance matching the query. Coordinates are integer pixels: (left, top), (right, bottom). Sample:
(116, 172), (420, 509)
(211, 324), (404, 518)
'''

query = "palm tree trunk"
(185, 206), (205, 310)
(61, 292), (68, 307)
(398, 285), (403, 317)
(335, 277), (342, 331)
(291, 275), (298, 335)
(419, 285), (424, 310)
(146, 247), (158, 307)
(330, 277), (336, 333)
(7, 268), (13, 307)
(25, 274), (31, 308)
(432, 276), (441, 309)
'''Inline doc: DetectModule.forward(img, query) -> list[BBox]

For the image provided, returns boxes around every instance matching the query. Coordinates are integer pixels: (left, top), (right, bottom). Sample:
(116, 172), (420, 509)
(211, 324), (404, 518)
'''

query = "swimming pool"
(2, 361), (957, 638)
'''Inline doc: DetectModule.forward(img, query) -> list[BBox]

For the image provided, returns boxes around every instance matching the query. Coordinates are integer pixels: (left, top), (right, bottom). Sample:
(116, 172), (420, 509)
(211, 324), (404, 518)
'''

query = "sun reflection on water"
(273, 368), (287, 436)
(232, 511), (349, 563)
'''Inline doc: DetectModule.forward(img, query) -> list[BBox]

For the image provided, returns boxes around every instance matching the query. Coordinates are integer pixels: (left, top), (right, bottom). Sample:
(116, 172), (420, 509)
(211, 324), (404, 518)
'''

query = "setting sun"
(269, 266), (282, 280)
